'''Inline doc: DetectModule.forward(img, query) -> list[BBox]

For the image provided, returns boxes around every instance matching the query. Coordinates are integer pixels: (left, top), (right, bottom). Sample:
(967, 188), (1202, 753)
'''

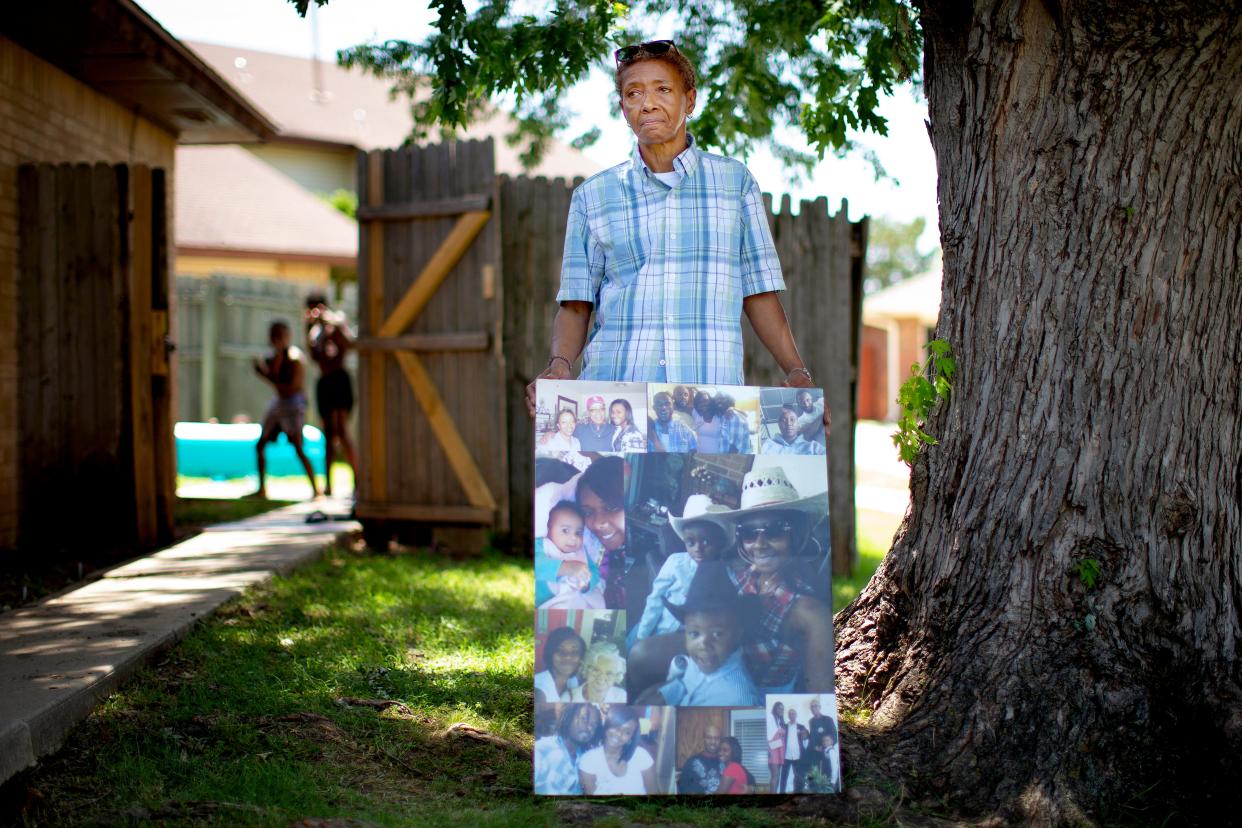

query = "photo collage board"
(532, 380), (840, 796)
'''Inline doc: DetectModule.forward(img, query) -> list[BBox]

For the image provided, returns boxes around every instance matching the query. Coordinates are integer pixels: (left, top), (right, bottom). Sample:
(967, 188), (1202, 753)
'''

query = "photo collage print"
(532, 379), (839, 795)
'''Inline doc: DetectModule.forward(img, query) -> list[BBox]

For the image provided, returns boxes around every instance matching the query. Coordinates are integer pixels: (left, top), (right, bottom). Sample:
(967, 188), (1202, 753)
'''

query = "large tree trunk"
(835, 0), (1242, 822)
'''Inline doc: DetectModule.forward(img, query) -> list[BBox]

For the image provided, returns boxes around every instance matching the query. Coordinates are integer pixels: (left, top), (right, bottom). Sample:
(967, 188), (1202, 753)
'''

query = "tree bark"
(835, 0), (1242, 822)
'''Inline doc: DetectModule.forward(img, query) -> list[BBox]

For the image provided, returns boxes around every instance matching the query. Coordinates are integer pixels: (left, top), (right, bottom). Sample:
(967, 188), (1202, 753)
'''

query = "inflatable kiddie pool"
(175, 422), (327, 479)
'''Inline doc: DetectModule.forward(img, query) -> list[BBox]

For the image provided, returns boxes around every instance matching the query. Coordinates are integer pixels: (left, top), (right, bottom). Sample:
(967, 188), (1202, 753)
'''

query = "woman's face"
(550, 638), (583, 678)
(586, 656), (623, 689)
(605, 719), (638, 754)
(774, 702), (785, 719)
(557, 411), (576, 437)
(610, 402), (628, 426)
(578, 486), (626, 551)
(740, 512), (796, 575)
(718, 741), (734, 762)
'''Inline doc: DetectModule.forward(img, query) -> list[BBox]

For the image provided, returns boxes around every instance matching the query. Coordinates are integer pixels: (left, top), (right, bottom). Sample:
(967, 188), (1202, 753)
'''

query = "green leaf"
(299, 0), (922, 170)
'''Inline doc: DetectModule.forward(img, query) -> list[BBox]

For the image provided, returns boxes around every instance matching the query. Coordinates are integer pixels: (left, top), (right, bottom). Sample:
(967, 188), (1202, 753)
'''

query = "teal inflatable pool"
(175, 422), (327, 479)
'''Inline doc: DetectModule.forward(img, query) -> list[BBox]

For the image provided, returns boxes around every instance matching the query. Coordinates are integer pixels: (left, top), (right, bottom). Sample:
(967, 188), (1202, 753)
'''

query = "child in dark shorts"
(305, 293), (358, 496)
(251, 320), (319, 499)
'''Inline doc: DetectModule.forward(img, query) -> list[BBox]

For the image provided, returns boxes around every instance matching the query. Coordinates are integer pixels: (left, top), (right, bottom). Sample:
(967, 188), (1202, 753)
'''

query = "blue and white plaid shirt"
(557, 136), (785, 385)
(534, 735), (583, 795)
(649, 418), (697, 453)
(719, 409), (755, 454)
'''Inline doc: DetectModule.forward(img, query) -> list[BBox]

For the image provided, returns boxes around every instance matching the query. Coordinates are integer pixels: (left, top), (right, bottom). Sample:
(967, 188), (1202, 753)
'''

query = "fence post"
(200, 275), (220, 421)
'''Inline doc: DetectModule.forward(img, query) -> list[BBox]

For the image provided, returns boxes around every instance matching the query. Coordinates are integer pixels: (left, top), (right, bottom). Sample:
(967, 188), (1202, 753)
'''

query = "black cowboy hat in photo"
(664, 559), (746, 622)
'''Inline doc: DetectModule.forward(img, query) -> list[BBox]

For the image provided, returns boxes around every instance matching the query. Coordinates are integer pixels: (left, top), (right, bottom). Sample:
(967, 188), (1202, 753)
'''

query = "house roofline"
(177, 245), (357, 268)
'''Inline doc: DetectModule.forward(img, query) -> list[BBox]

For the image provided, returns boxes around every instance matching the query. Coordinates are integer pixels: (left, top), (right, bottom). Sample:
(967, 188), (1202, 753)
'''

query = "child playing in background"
(633, 496), (731, 640)
(250, 320), (318, 500)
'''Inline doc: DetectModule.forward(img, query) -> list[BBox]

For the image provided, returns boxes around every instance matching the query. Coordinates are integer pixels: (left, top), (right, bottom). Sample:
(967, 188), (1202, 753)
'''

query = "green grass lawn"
(833, 515), (893, 611)
(20, 524), (889, 827)
(173, 498), (296, 532)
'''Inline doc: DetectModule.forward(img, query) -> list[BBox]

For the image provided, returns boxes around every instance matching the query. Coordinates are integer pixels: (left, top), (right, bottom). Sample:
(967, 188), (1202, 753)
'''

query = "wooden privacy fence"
(502, 178), (866, 575)
(17, 163), (174, 553)
(358, 139), (866, 575)
(175, 274), (357, 424)
(355, 140), (507, 538)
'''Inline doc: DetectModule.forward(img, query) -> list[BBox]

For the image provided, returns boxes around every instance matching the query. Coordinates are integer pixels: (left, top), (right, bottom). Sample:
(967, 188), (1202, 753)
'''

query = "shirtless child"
(251, 321), (319, 499)
(305, 293), (358, 496)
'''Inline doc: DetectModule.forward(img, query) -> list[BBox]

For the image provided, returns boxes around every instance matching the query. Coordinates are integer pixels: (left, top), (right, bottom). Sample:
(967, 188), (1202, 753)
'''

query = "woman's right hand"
(526, 358), (573, 417)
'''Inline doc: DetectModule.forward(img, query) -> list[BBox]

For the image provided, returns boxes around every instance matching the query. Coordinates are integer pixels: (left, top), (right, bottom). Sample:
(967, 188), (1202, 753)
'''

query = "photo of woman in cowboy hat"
(626, 456), (834, 697)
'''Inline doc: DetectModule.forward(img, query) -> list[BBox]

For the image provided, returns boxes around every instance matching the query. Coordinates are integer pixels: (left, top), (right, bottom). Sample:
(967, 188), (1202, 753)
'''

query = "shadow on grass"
(17, 542), (880, 828)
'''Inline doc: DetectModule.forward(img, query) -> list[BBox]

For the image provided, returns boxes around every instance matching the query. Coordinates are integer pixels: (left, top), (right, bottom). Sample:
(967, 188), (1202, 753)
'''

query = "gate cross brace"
(372, 209), (497, 512)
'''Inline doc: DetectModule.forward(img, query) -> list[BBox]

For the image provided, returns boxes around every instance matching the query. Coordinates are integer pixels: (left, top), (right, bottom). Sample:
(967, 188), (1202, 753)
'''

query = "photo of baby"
(536, 500), (604, 609)
(533, 454), (631, 610)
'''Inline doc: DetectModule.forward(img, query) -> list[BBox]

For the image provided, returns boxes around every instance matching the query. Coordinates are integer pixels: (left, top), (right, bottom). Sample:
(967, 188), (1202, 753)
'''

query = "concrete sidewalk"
(0, 498), (358, 785)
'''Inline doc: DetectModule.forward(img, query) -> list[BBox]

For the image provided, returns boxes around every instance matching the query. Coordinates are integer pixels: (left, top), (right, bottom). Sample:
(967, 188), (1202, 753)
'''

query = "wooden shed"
(355, 139), (867, 575)
(2, 1), (274, 557)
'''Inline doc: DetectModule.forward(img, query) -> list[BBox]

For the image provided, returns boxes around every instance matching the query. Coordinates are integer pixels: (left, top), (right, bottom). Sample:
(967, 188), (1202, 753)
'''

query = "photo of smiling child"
(640, 560), (761, 706)
(536, 500), (606, 609)
(632, 495), (733, 640)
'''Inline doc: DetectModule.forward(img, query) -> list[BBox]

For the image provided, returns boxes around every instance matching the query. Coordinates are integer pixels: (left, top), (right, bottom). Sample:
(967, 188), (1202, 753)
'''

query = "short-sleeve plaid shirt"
(557, 135), (785, 385)
(719, 409), (754, 454)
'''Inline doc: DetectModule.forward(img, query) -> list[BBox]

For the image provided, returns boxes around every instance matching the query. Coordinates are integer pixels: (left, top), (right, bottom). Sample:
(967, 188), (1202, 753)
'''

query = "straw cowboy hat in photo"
(668, 494), (736, 546)
(727, 467), (829, 555)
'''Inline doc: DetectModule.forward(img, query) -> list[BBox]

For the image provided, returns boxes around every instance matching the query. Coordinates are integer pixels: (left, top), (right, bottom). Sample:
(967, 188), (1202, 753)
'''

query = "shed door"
(17, 163), (174, 553)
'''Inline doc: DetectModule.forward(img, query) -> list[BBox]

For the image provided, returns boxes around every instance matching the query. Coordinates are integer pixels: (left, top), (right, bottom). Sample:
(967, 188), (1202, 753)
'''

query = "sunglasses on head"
(738, 521), (796, 543)
(614, 39), (678, 65)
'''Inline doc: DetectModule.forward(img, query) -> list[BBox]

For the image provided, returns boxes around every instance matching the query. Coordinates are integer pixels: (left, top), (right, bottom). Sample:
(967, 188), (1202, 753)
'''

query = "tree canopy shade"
(290, 0), (920, 168)
(864, 216), (938, 293)
(292, 0), (1242, 822)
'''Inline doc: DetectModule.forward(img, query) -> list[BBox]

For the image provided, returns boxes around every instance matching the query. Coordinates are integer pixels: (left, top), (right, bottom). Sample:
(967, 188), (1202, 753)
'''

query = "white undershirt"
(653, 170), (683, 188)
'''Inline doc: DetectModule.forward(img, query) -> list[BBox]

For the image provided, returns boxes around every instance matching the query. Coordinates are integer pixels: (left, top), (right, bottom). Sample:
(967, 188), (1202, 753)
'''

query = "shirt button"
(659, 359), (667, 366)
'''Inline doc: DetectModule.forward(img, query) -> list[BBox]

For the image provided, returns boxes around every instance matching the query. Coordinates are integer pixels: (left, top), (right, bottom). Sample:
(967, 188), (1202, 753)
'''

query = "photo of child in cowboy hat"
(637, 560), (762, 707)
(631, 494), (734, 641)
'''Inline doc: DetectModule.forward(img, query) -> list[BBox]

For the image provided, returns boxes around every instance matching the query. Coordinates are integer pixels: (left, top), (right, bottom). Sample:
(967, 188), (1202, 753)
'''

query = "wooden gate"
(17, 163), (175, 553)
(358, 140), (866, 574)
(354, 140), (507, 541)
